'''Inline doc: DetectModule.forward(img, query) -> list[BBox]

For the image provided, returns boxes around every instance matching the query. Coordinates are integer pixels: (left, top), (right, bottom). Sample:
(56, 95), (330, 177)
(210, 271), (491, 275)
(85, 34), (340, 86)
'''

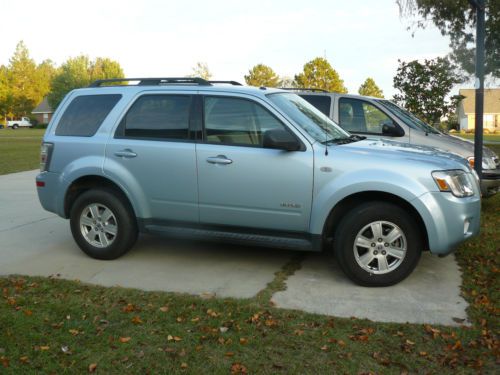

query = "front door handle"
(206, 155), (233, 165)
(114, 149), (137, 158)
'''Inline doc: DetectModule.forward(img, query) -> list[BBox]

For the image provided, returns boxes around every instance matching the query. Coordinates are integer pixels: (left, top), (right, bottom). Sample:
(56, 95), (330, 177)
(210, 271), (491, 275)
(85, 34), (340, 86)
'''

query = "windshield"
(268, 93), (350, 143)
(377, 100), (440, 134)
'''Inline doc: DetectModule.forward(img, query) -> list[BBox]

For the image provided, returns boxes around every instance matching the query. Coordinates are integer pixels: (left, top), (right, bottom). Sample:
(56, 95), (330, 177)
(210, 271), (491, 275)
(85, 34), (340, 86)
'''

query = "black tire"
(333, 202), (422, 287)
(70, 188), (138, 260)
(12, 124), (19, 129)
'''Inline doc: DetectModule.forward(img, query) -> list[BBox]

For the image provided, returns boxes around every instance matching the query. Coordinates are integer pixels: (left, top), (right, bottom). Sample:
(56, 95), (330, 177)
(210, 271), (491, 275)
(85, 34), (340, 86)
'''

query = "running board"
(144, 224), (318, 251)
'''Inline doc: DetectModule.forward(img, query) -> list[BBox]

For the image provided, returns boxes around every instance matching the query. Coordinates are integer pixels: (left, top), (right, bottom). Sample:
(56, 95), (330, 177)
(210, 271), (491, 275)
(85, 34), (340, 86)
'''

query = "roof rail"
(208, 80), (243, 86)
(280, 87), (329, 93)
(88, 77), (212, 87)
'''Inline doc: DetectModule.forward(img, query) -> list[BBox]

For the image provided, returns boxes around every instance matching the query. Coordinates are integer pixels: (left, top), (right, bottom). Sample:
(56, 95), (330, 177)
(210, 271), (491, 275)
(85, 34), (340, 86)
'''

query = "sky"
(0, 0), (458, 97)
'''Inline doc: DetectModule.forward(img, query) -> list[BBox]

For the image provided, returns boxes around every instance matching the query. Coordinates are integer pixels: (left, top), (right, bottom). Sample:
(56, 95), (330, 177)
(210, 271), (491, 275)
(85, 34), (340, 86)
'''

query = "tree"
(295, 57), (347, 93)
(6, 41), (41, 116)
(358, 77), (384, 98)
(278, 76), (297, 88)
(49, 56), (124, 109)
(190, 62), (212, 80)
(393, 57), (462, 125)
(244, 64), (279, 87)
(396, 0), (499, 78)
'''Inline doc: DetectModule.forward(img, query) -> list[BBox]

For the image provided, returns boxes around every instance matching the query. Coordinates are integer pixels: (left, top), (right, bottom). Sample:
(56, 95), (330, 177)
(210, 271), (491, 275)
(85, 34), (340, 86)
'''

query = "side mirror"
(381, 120), (404, 137)
(263, 129), (301, 151)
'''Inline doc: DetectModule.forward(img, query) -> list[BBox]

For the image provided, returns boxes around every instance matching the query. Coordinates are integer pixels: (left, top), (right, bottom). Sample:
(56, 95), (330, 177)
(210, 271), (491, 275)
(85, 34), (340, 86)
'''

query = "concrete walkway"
(0, 170), (469, 325)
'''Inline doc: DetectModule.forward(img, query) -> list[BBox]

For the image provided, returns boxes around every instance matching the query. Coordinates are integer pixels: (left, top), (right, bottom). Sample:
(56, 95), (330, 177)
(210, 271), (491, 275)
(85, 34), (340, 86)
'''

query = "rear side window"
(56, 94), (121, 136)
(116, 95), (191, 140)
(299, 95), (331, 116)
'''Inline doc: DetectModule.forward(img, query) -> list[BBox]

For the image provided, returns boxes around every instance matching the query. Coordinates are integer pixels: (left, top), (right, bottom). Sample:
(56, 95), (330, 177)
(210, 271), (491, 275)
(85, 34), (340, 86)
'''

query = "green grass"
(0, 128), (45, 175)
(454, 133), (500, 142)
(1, 194), (499, 374)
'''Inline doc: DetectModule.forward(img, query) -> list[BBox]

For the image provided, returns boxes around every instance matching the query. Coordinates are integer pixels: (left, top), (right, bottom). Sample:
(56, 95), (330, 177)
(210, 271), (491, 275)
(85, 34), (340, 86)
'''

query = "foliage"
(278, 76), (297, 88)
(358, 78), (384, 98)
(393, 57), (461, 125)
(48, 56), (124, 110)
(396, 0), (500, 78)
(190, 62), (212, 80)
(244, 64), (280, 87)
(295, 57), (347, 93)
(0, 41), (56, 119)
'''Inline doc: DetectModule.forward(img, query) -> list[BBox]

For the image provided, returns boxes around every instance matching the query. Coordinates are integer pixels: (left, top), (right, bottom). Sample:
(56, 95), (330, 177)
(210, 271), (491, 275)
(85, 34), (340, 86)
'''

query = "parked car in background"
(294, 90), (500, 197)
(36, 78), (481, 287)
(7, 117), (33, 129)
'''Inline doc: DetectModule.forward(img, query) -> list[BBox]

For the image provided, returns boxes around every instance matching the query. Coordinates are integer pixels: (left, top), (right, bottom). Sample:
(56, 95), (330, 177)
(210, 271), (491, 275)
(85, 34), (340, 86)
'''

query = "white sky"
(0, 0), (458, 97)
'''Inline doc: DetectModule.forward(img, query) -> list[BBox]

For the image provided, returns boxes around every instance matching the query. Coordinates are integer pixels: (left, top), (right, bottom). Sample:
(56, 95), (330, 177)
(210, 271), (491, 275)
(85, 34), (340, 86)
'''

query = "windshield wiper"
(324, 134), (366, 145)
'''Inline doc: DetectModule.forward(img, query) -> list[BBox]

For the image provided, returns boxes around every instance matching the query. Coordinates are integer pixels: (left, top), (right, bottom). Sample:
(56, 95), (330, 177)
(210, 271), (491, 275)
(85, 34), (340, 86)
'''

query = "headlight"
(432, 170), (474, 197)
(467, 156), (496, 170)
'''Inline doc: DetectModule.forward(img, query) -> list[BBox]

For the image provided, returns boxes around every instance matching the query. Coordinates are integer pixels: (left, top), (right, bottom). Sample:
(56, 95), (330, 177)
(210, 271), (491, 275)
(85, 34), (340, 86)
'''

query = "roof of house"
(459, 88), (500, 114)
(31, 97), (53, 114)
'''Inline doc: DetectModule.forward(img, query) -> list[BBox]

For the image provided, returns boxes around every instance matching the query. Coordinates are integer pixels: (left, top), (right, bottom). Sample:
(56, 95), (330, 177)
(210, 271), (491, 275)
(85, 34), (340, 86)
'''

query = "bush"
(33, 123), (48, 129)
(449, 129), (457, 133)
(484, 128), (491, 134)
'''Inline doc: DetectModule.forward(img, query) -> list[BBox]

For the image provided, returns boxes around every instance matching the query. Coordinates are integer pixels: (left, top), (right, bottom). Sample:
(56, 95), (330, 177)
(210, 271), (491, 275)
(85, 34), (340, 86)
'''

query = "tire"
(12, 124), (19, 129)
(333, 202), (422, 287)
(70, 189), (138, 260)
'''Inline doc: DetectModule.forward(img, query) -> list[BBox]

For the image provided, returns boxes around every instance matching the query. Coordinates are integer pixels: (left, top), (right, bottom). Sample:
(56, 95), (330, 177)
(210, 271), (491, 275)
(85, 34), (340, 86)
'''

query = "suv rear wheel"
(333, 202), (422, 286)
(70, 189), (138, 260)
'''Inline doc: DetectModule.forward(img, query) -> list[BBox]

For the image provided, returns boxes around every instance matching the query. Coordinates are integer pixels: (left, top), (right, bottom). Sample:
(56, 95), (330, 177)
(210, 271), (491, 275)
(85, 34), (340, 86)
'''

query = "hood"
(333, 138), (470, 171)
(447, 134), (497, 158)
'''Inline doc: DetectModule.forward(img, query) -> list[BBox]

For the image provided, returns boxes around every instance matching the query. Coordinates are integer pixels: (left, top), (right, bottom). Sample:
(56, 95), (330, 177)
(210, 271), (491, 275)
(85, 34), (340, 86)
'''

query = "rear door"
(104, 92), (199, 223)
(195, 94), (314, 232)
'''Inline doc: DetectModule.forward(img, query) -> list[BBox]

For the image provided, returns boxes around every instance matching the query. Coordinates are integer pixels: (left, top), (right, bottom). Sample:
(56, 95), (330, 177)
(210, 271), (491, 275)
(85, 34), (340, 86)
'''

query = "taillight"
(40, 143), (53, 172)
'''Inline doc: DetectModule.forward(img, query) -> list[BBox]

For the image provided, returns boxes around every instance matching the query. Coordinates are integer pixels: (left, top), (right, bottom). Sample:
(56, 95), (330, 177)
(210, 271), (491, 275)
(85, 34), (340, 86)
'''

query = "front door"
(196, 95), (314, 232)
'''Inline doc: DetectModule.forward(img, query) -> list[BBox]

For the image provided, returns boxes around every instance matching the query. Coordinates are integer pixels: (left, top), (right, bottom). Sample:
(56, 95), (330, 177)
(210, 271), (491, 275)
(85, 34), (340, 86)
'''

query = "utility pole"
(470, 0), (485, 179)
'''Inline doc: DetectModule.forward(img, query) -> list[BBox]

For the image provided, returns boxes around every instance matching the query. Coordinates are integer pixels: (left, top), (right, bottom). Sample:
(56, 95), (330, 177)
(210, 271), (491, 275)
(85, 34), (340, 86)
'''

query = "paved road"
(0, 170), (469, 325)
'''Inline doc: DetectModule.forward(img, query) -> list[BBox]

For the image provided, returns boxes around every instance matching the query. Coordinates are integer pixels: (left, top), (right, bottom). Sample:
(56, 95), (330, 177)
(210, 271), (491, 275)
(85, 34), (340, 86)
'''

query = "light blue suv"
(36, 78), (481, 286)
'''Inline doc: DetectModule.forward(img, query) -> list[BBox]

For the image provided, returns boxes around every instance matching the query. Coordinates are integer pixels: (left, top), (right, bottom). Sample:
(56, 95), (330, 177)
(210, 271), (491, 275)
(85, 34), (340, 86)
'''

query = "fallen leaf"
(119, 337), (131, 343)
(294, 329), (304, 336)
(191, 317), (200, 322)
(19, 356), (29, 364)
(23, 310), (33, 316)
(131, 316), (143, 325)
(88, 363), (97, 373)
(231, 362), (248, 374)
(220, 327), (229, 333)
(180, 362), (188, 369)
(69, 329), (80, 336)
(239, 338), (248, 345)
(320, 345), (329, 351)
(0, 356), (8, 368)
(225, 352), (235, 357)
(176, 317), (184, 323)
(122, 304), (136, 313)
(61, 346), (72, 355)
(40, 346), (50, 351)
(159, 306), (169, 312)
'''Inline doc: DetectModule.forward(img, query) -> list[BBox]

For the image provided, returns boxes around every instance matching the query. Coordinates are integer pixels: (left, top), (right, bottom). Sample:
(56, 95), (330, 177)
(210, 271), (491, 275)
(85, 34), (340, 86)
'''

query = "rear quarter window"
(55, 94), (122, 136)
(299, 95), (332, 117)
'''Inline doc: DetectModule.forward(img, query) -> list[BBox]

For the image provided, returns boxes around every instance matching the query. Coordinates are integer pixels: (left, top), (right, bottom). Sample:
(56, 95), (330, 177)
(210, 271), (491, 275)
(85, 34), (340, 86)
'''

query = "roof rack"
(280, 87), (329, 93)
(208, 80), (243, 86)
(88, 77), (212, 87)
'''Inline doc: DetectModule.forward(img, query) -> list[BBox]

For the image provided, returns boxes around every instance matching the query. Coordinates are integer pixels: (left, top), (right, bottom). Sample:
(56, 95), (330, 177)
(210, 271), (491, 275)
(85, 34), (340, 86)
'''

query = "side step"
(144, 224), (317, 251)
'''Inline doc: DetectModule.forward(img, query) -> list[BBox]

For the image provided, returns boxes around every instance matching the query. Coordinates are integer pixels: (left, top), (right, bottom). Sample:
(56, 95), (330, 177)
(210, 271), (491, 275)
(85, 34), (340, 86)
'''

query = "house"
(458, 88), (500, 131)
(31, 97), (53, 124)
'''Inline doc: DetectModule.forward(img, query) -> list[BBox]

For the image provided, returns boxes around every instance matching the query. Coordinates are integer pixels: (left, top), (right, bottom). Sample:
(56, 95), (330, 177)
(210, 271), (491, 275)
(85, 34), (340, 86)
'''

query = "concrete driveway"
(0, 170), (469, 325)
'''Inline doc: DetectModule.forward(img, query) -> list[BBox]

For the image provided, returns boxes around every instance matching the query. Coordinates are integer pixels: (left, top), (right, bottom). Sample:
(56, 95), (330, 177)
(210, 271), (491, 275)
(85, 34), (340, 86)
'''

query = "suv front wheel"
(333, 202), (422, 286)
(70, 189), (138, 260)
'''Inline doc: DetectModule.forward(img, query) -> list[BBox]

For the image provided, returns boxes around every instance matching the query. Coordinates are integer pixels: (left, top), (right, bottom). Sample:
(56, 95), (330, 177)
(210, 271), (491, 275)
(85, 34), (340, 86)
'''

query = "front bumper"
(412, 191), (481, 256)
(481, 168), (500, 197)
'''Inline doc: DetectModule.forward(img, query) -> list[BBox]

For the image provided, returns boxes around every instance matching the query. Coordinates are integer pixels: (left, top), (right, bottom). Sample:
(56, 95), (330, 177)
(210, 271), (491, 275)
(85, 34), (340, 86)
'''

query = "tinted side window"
(204, 97), (287, 147)
(300, 95), (331, 116)
(338, 98), (392, 134)
(118, 95), (191, 140)
(56, 94), (121, 136)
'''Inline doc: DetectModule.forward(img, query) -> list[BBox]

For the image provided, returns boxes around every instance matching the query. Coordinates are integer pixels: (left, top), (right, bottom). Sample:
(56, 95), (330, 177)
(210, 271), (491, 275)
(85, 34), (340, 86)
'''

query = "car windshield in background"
(377, 100), (440, 135)
(268, 93), (350, 143)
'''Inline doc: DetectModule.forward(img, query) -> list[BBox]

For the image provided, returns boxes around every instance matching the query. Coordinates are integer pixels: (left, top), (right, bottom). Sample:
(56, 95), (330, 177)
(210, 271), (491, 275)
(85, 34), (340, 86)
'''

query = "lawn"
(453, 133), (500, 142)
(0, 128), (45, 175)
(0, 198), (498, 373)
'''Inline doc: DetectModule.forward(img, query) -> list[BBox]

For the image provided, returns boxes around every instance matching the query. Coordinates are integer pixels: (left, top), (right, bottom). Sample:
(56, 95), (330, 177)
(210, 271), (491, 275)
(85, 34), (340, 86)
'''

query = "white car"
(7, 117), (33, 129)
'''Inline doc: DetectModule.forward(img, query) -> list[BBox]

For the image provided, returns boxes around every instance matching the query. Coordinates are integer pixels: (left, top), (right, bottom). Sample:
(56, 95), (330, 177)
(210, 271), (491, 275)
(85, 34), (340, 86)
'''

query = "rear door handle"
(114, 149), (137, 158)
(206, 155), (233, 165)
